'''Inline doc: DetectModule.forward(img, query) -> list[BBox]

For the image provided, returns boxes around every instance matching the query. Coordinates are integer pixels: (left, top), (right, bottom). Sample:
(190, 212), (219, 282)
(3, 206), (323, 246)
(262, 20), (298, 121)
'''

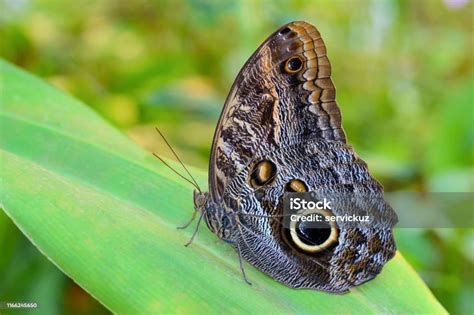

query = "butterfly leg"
(220, 229), (252, 286)
(177, 208), (199, 229)
(184, 209), (205, 247)
(235, 241), (252, 286)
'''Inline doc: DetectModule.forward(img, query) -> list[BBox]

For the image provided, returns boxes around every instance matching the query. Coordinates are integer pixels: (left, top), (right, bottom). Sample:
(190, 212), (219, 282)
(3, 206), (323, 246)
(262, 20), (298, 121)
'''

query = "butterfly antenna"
(154, 127), (202, 192)
(151, 152), (200, 191)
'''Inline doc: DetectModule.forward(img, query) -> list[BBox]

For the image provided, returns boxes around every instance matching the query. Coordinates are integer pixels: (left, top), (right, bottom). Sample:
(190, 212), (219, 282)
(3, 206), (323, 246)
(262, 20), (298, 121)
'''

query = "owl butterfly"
(185, 21), (397, 293)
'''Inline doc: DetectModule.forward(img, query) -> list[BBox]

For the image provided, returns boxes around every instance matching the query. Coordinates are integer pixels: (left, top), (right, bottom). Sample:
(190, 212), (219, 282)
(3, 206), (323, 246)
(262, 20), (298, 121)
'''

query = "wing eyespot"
(289, 208), (339, 253)
(284, 55), (304, 73)
(249, 160), (277, 188)
(281, 179), (338, 253)
(279, 27), (291, 35)
(285, 179), (308, 192)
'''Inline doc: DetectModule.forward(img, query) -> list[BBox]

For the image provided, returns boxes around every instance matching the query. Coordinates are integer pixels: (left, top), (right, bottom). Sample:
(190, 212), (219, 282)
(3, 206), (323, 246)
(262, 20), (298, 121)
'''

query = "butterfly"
(173, 21), (397, 293)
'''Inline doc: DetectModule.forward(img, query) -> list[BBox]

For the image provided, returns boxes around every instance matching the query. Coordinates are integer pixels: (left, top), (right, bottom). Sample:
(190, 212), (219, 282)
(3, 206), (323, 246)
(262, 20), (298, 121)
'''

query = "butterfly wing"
(209, 21), (345, 201)
(224, 139), (397, 292)
(204, 21), (396, 292)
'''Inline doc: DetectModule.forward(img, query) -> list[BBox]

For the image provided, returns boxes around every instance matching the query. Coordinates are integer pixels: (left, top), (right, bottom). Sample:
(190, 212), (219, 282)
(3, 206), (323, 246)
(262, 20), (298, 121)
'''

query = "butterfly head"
(193, 190), (207, 210)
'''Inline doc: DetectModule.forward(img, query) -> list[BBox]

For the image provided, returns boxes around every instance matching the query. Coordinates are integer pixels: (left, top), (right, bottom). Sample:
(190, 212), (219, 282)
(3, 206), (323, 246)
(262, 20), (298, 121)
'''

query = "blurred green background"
(0, 0), (472, 314)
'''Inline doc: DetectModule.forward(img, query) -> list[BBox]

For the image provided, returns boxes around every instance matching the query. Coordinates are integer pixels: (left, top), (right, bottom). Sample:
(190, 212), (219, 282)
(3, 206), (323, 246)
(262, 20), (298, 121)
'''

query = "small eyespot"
(249, 160), (277, 188)
(284, 55), (304, 73)
(279, 27), (291, 35)
(289, 209), (338, 253)
(285, 179), (308, 192)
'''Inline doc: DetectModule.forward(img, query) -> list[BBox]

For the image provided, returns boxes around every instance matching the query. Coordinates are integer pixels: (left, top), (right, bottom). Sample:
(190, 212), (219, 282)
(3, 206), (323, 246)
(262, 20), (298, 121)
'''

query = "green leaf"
(0, 59), (446, 314)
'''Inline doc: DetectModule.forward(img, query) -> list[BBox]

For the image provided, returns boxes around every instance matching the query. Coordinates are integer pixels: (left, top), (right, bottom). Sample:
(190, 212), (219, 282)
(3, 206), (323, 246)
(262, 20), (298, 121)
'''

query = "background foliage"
(0, 0), (472, 314)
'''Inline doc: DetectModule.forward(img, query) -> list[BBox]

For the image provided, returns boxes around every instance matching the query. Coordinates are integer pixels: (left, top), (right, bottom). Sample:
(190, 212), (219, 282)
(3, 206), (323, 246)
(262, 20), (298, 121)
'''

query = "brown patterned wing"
(209, 21), (346, 201)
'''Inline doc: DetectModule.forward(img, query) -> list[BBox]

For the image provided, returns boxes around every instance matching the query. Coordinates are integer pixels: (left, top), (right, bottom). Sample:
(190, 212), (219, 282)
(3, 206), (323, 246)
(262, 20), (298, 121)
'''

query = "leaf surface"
(0, 60), (446, 314)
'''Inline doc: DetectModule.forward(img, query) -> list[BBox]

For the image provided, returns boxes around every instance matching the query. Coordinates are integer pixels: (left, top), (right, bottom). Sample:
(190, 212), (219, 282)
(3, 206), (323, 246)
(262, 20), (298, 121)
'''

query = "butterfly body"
(192, 21), (397, 293)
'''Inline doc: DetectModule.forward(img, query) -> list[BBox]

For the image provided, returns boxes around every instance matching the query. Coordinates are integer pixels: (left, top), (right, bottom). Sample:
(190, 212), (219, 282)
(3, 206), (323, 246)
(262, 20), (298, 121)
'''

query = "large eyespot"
(285, 179), (308, 192)
(289, 208), (338, 253)
(249, 160), (277, 188)
(284, 55), (304, 73)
